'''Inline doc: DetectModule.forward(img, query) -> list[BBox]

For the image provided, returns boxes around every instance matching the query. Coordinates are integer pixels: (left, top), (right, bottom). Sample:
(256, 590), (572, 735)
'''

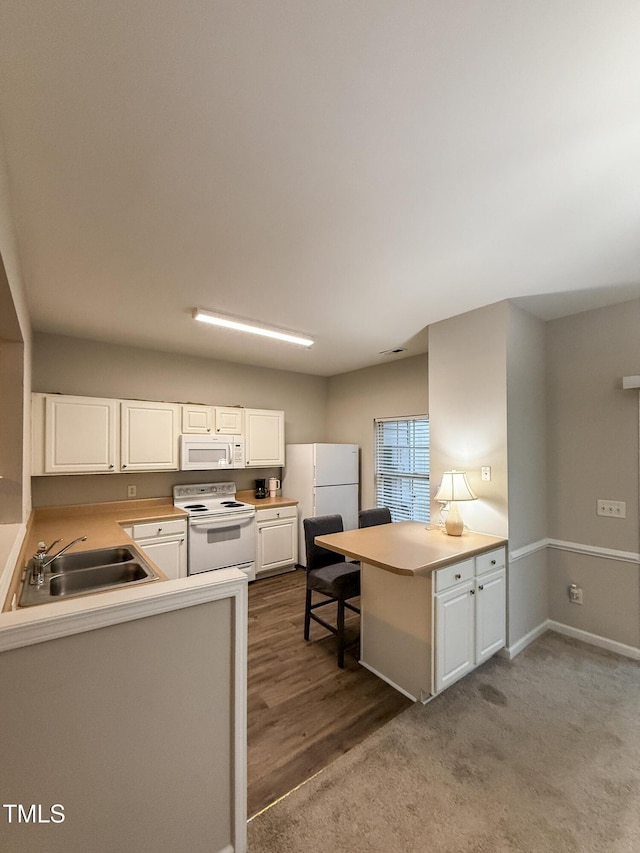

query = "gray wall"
(506, 304), (548, 550)
(31, 332), (328, 506)
(505, 304), (548, 645)
(0, 341), (24, 523)
(428, 301), (550, 650)
(326, 354), (428, 509)
(0, 599), (236, 853)
(547, 299), (640, 550)
(428, 302), (509, 537)
(0, 128), (32, 526)
(546, 298), (640, 648)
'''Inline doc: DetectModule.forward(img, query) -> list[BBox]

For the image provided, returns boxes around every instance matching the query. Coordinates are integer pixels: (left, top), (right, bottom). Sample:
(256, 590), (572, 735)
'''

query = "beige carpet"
(248, 632), (640, 852)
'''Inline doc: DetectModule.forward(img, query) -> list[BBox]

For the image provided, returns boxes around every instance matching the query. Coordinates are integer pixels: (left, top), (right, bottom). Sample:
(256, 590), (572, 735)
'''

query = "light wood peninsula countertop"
(315, 522), (506, 576)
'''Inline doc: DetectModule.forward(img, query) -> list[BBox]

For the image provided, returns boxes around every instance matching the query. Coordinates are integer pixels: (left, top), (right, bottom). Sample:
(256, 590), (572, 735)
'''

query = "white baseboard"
(547, 620), (640, 661)
(504, 619), (640, 661)
(502, 620), (550, 659)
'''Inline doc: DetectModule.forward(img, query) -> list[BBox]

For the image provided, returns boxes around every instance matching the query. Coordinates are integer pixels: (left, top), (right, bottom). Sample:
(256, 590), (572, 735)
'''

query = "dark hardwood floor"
(247, 568), (412, 817)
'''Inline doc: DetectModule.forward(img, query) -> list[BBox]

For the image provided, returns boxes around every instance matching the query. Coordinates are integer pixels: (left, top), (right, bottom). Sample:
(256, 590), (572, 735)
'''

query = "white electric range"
(173, 482), (256, 581)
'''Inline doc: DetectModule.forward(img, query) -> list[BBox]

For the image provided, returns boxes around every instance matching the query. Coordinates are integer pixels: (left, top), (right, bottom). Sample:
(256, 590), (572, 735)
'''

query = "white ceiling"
(1, 1), (640, 376)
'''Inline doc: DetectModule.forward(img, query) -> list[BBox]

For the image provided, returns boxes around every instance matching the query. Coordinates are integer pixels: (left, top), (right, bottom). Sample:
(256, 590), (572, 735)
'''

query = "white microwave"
(180, 434), (245, 471)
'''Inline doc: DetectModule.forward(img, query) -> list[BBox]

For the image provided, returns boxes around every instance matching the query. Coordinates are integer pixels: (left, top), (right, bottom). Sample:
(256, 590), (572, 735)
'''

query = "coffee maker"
(254, 478), (267, 499)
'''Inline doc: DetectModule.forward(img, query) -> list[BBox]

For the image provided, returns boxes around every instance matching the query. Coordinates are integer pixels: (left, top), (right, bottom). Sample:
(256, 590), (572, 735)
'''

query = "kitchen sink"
(49, 546), (136, 573)
(18, 546), (160, 607)
(49, 562), (151, 597)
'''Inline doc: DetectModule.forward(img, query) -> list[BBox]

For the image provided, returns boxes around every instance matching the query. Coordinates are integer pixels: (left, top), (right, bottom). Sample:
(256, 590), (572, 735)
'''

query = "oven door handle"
(189, 511), (255, 529)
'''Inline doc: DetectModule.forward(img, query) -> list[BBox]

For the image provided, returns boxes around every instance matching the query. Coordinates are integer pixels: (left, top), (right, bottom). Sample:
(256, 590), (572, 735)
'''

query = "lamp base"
(444, 501), (464, 536)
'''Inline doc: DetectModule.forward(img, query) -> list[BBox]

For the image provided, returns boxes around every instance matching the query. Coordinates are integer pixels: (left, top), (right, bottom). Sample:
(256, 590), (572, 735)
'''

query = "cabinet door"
(135, 537), (187, 580)
(257, 518), (297, 574)
(181, 405), (213, 434)
(214, 407), (244, 435)
(44, 395), (118, 474)
(245, 409), (285, 467)
(120, 401), (180, 471)
(475, 567), (506, 665)
(435, 580), (475, 693)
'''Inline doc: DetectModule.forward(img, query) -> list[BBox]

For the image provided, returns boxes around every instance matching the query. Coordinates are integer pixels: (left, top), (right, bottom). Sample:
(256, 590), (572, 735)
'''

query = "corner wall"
(505, 304), (548, 648)
(326, 355), (428, 509)
(428, 301), (550, 653)
(428, 302), (509, 537)
(0, 131), (32, 541)
(546, 298), (640, 651)
(31, 332), (328, 506)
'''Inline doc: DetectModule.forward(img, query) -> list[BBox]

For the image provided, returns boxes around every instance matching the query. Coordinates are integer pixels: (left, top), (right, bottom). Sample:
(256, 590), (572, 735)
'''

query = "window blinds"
(374, 417), (430, 522)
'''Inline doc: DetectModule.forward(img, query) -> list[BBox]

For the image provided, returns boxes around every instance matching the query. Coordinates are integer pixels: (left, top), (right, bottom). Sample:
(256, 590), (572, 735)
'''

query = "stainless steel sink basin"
(19, 546), (160, 607)
(50, 546), (136, 573)
(49, 562), (151, 597)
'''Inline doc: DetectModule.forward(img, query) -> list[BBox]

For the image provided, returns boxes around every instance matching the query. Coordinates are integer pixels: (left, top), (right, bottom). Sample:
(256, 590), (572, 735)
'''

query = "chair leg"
(304, 588), (312, 640)
(337, 598), (345, 668)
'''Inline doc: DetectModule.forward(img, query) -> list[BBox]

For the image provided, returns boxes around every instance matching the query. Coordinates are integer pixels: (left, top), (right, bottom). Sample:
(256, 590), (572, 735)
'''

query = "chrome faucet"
(30, 536), (88, 585)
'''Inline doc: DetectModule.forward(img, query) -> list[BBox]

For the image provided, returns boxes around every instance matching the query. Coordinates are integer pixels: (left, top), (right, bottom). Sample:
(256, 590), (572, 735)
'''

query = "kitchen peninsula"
(0, 498), (248, 853)
(316, 522), (507, 702)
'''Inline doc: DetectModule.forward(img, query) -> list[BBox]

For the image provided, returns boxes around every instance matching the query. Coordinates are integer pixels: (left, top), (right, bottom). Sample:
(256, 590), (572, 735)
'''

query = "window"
(374, 416), (430, 522)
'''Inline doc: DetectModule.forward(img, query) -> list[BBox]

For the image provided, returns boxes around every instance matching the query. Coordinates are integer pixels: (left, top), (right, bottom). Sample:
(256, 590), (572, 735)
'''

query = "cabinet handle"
(122, 464), (127, 469)
(490, 559), (496, 565)
(158, 527), (163, 534)
(470, 589), (475, 595)
(478, 584), (484, 591)
(109, 464), (114, 469)
(454, 573), (461, 580)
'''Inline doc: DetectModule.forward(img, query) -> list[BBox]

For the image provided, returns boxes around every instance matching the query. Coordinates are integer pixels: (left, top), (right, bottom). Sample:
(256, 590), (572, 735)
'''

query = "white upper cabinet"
(120, 400), (180, 471)
(214, 406), (244, 435)
(181, 404), (214, 434)
(244, 409), (285, 467)
(33, 394), (285, 475)
(39, 394), (119, 474)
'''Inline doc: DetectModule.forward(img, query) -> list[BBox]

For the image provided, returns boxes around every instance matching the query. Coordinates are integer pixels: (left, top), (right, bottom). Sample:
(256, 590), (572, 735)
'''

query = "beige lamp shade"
(434, 470), (477, 536)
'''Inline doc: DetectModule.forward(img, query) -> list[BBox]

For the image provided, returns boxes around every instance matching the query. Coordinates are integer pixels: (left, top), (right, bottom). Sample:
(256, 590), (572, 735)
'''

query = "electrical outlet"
(597, 499), (626, 518)
(481, 466), (491, 482)
(568, 584), (583, 605)
(127, 485), (137, 498)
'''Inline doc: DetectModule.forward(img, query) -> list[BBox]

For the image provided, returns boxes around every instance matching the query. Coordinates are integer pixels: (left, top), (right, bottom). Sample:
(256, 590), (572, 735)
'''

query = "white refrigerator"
(282, 443), (359, 567)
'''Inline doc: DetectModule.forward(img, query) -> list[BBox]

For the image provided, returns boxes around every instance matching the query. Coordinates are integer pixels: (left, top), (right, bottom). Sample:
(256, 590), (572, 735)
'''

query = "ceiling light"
(193, 309), (314, 347)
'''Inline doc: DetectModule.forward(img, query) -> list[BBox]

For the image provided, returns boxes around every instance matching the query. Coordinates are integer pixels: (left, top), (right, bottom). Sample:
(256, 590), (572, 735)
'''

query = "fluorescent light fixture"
(193, 309), (314, 347)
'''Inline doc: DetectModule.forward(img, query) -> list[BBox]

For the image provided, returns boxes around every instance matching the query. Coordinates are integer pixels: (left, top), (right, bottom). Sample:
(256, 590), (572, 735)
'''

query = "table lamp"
(434, 470), (477, 536)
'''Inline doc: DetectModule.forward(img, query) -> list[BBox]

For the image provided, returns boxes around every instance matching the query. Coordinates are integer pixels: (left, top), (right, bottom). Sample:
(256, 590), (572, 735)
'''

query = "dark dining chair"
(303, 514), (361, 668)
(358, 507), (392, 528)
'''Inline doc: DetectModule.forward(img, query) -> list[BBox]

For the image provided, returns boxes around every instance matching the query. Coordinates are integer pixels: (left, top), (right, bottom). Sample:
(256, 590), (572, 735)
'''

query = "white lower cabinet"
(435, 579), (476, 693)
(123, 518), (188, 580)
(434, 547), (506, 694)
(255, 506), (297, 578)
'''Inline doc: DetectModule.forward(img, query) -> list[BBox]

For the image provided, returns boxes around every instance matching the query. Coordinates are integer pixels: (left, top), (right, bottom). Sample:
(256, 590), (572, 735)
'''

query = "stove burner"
(185, 503), (208, 510)
(221, 501), (244, 507)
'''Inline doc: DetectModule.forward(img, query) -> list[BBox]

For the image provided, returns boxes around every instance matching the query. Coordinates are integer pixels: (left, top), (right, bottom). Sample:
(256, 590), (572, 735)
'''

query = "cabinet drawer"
(476, 547), (506, 576)
(256, 506), (297, 523)
(132, 519), (186, 539)
(434, 557), (475, 592)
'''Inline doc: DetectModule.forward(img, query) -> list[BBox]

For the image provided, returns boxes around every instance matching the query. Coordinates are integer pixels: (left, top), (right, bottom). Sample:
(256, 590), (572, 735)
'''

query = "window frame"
(373, 415), (430, 523)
